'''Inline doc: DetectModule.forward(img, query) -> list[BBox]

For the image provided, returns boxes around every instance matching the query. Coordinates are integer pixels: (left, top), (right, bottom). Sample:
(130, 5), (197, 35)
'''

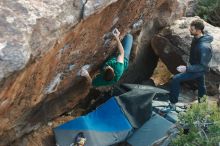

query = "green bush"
(170, 97), (220, 146)
(195, 0), (220, 27)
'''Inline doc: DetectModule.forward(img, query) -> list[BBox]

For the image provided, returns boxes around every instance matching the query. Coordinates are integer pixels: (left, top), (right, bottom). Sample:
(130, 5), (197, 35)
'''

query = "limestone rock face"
(0, 0), (188, 145)
(185, 0), (197, 17)
(151, 17), (220, 95)
(0, 0), (120, 82)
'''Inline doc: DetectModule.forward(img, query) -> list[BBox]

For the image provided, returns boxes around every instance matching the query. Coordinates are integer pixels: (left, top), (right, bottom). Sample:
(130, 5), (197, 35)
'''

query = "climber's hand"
(112, 28), (120, 38)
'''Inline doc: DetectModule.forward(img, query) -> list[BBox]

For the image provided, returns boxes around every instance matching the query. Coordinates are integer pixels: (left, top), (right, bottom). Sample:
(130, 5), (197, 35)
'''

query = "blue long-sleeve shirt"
(186, 34), (213, 72)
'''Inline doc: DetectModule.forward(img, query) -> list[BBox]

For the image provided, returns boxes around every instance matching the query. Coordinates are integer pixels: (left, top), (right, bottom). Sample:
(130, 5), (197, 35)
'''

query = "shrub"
(195, 0), (220, 27)
(170, 97), (220, 146)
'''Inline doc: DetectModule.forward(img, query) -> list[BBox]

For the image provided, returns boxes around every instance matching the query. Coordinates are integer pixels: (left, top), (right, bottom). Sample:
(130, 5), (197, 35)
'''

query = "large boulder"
(151, 16), (220, 95)
(0, 0), (188, 145)
(0, 0), (119, 83)
(185, 0), (198, 17)
(122, 0), (187, 83)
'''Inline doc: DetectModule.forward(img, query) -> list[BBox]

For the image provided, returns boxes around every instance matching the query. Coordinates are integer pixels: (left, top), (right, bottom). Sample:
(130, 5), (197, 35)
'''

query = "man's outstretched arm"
(113, 28), (124, 63)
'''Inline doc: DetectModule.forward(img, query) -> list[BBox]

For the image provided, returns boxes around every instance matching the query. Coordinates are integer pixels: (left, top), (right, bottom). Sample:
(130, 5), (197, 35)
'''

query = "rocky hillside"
(1, 0), (215, 145)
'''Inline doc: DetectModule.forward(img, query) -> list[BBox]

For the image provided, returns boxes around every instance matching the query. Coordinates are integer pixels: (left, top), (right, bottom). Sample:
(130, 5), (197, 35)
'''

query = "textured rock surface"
(122, 0), (187, 83)
(185, 0), (197, 17)
(0, 0), (188, 145)
(151, 16), (220, 95)
(0, 0), (119, 83)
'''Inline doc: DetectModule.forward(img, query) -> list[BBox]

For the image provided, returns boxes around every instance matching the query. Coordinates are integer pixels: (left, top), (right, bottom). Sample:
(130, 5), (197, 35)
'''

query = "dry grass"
(151, 59), (173, 85)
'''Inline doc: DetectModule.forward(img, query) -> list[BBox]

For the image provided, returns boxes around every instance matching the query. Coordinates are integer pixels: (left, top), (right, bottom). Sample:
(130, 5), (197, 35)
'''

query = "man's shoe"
(160, 103), (176, 113)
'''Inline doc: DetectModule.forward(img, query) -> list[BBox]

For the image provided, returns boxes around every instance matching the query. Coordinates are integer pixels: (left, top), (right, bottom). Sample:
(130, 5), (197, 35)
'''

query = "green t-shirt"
(92, 57), (128, 87)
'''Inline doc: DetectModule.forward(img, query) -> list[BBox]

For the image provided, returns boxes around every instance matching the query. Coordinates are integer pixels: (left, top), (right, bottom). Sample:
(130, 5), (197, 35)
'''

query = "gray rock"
(0, 0), (118, 82)
(84, 0), (118, 19)
(185, 0), (198, 17)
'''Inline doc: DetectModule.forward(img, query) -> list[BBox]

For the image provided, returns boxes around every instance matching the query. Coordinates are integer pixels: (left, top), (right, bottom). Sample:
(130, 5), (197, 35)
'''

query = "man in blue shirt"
(169, 19), (213, 109)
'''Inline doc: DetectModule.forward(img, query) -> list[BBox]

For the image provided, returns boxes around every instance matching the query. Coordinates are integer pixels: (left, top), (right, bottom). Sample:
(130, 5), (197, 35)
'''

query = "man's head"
(103, 66), (114, 81)
(189, 19), (205, 36)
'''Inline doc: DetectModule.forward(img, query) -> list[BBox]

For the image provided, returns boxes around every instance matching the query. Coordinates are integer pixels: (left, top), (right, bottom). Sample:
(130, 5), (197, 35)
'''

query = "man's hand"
(112, 28), (120, 39)
(177, 65), (186, 73)
(112, 28), (124, 63)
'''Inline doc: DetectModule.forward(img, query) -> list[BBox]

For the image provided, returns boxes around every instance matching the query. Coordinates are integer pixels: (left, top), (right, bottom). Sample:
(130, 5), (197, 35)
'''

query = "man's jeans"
(169, 72), (206, 104)
(121, 34), (133, 60)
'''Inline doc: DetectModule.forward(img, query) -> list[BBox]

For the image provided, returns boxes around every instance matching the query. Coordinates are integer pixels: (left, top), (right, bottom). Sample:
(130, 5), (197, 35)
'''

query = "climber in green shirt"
(79, 28), (133, 87)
